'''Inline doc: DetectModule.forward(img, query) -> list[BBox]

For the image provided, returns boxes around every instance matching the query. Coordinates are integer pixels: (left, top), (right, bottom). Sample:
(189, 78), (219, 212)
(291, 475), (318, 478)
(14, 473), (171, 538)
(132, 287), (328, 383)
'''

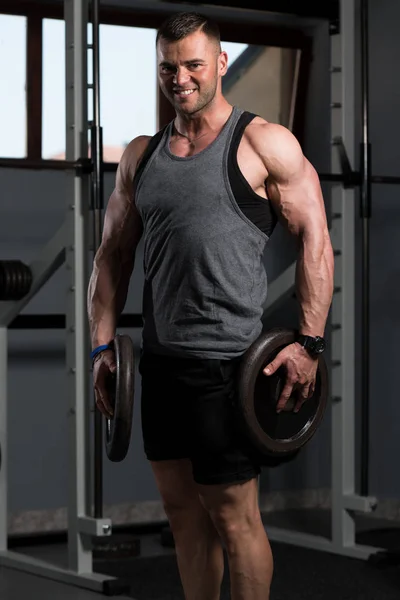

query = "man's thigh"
(188, 358), (261, 486)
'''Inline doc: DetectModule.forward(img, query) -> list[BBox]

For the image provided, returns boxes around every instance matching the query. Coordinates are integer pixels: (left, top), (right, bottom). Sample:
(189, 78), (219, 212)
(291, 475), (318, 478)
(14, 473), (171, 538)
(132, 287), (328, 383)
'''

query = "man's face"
(157, 30), (227, 116)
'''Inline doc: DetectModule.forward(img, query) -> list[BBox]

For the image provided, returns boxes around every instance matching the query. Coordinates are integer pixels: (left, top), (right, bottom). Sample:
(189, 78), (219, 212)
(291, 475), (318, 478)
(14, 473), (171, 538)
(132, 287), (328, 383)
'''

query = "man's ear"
(219, 51), (229, 77)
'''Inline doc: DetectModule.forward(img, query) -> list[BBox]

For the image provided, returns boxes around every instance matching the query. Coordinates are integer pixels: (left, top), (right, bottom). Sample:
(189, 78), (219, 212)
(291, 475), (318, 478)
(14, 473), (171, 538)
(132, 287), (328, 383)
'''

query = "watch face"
(314, 337), (326, 353)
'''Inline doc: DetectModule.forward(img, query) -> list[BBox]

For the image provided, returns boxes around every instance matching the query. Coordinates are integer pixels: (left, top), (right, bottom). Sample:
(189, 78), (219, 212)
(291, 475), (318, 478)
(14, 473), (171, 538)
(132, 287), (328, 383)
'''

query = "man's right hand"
(93, 349), (117, 419)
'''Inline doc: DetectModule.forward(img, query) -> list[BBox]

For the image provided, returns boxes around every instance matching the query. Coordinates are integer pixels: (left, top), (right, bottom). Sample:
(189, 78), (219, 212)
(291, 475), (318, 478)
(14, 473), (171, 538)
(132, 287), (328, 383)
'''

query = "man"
(87, 11), (334, 600)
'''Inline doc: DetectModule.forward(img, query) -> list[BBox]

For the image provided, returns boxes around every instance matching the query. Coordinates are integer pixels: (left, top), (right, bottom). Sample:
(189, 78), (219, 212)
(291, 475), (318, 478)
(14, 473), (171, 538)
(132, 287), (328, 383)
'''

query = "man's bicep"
(100, 137), (148, 258)
(101, 185), (143, 260)
(267, 159), (327, 238)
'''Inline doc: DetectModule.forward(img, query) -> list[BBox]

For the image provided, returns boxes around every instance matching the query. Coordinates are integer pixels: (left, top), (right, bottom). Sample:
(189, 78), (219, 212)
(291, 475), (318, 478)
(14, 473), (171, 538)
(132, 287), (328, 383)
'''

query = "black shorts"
(139, 352), (262, 486)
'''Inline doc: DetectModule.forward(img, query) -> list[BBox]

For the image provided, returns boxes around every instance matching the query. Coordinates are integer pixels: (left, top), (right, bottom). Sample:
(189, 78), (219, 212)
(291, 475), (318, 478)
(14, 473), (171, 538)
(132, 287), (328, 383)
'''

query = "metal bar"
(90, 0), (104, 521)
(342, 493), (377, 513)
(2, 158), (400, 184)
(291, 43), (312, 143)
(9, 313), (143, 330)
(330, 0), (358, 551)
(0, 158), (94, 172)
(319, 173), (400, 185)
(9, 315), (67, 329)
(159, 0), (340, 21)
(360, 0), (371, 498)
(319, 172), (359, 184)
(0, 328), (7, 552)
(0, 551), (125, 594)
(64, 0), (93, 575)
(26, 14), (43, 159)
(78, 516), (111, 537)
(370, 174), (400, 184)
(265, 526), (382, 560)
(0, 223), (66, 327)
(91, 0), (103, 212)
(288, 49), (301, 132)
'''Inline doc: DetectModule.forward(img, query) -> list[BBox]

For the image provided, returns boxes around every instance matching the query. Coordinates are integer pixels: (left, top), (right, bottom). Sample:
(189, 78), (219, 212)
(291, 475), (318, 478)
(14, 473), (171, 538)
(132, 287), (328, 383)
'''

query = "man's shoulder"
(244, 118), (303, 162)
(117, 135), (152, 182)
(244, 117), (296, 147)
(123, 135), (153, 159)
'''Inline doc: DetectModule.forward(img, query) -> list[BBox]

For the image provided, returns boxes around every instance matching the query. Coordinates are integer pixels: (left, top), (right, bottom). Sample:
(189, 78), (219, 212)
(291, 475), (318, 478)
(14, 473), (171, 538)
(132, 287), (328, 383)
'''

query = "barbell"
(105, 328), (329, 465)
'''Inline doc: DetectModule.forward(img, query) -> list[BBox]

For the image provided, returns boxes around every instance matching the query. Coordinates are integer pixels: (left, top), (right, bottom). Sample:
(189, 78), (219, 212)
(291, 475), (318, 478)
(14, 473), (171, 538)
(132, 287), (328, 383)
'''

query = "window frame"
(0, 0), (312, 171)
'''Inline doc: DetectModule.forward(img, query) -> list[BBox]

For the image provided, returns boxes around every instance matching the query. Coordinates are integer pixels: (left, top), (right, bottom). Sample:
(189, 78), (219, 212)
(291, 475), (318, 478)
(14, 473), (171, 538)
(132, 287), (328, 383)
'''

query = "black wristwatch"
(296, 334), (326, 358)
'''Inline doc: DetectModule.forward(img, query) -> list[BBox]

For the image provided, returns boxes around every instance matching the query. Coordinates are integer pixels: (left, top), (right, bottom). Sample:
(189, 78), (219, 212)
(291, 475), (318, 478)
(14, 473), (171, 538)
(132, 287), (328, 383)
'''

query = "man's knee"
(198, 478), (261, 546)
(150, 459), (202, 530)
(162, 496), (201, 530)
(210, 505), (262, 547)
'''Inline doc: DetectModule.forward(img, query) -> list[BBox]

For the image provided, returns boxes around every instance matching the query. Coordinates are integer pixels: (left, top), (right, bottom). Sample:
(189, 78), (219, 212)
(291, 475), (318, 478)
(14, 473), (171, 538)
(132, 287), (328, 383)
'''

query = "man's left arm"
(251, 123), (334, 411)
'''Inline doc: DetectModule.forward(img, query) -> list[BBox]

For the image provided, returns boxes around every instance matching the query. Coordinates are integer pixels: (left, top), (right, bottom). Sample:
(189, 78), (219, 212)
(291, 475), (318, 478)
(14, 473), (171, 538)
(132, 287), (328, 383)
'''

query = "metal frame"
(0, 0), (385, 594)
(262, 0), (380, 559)
(160, 0), (340, 22)
(0, 0), (124, 593)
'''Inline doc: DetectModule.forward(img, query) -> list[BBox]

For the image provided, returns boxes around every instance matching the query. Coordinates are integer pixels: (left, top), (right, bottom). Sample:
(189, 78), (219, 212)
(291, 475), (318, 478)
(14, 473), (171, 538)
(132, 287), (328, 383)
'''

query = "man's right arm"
(87, 135), (150, 350)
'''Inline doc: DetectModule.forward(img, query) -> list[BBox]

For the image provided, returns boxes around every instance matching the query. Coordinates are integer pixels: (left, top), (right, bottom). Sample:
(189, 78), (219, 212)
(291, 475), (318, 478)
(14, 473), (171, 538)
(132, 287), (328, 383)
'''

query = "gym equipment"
(105, 334), (135, 462)
(0, 260), (32, 301)
(107, 328), (327, 467)
(236, 328), (328, 464)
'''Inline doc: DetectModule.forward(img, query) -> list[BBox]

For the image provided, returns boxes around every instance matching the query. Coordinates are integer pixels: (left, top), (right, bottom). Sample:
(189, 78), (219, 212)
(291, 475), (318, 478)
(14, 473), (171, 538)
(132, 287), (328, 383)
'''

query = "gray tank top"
(135, 106), (271, 359)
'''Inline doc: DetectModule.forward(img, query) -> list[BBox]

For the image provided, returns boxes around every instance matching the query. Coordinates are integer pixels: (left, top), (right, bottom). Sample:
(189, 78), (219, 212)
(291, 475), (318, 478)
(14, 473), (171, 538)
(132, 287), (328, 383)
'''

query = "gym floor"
(1, 509), (400, 600)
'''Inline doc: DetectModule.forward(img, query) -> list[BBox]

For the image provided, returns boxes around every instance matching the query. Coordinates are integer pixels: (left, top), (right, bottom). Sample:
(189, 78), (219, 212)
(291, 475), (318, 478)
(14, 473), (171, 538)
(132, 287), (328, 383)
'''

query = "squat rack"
(0, 0), (392, 593)
(263, 0), (378, 557)
(0, 0), (124, 594)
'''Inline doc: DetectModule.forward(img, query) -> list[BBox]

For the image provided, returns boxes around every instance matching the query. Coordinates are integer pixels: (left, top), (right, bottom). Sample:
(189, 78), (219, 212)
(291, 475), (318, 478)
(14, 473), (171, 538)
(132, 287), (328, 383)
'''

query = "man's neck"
(174, 101), (233, 138)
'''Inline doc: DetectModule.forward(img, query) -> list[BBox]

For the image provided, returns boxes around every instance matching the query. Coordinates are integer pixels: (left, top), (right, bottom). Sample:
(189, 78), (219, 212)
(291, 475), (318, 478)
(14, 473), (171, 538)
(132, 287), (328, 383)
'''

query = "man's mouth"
(174, 88), (197, 97)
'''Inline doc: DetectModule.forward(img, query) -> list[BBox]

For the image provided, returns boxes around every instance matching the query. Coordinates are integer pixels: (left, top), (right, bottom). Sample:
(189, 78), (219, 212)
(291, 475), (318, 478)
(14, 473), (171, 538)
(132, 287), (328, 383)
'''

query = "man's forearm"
(295, 231), (334, 338)
(87, 249), (133, 349)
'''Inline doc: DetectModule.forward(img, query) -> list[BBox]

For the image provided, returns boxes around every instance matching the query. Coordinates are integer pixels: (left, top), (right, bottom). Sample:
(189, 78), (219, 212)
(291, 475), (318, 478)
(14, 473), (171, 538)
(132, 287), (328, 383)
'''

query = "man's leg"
(151, 458), (225, 600)
(198, 476), (273, 600)
(187, 356), (272, 598)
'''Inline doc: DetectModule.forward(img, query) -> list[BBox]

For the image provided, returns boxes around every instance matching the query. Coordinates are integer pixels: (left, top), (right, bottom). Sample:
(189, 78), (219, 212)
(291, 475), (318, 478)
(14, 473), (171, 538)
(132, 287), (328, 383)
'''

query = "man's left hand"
(263, 342), (318, 413)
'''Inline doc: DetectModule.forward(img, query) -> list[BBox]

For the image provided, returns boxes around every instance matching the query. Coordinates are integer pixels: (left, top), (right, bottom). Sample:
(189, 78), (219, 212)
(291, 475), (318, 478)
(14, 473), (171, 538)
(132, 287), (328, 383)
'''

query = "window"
(223, 44), (300, 130)
(222, 41), (249, 66)
(97, 25), (157, 162)
(0, 15), (27, 158)
(42, 20), (157, 162)
(42, 19), (65, 160)
(0, 8), (310, 167)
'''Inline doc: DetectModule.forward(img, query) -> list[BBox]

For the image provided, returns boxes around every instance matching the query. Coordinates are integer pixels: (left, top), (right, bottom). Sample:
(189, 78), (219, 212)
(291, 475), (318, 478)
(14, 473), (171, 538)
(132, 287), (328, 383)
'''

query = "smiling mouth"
(173, 89), (197, 97)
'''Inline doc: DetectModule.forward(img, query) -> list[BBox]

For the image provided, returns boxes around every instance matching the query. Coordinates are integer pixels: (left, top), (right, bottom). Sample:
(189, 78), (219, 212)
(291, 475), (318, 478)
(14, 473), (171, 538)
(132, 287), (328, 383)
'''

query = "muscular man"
(88, 11), (334, 600)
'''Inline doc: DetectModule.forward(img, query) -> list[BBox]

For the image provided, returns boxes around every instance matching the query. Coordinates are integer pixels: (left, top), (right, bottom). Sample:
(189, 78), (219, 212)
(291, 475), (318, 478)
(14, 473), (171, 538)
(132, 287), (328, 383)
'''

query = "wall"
(364, 0), (400, 498)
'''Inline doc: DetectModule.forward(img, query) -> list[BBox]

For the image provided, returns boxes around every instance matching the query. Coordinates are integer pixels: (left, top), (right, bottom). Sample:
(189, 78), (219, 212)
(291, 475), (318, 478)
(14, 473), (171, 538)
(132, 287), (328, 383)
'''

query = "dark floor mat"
(357, 527), (400, 551)
(96, 540), (400, 600)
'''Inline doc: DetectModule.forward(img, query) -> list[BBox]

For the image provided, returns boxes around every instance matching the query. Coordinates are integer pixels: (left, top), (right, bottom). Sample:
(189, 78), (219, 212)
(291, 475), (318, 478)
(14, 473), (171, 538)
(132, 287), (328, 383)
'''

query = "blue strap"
(90, 343), (112, 361)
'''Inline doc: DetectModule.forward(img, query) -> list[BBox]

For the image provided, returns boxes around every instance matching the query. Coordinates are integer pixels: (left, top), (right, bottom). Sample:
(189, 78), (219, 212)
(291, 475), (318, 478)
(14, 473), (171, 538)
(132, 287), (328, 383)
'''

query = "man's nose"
(173, 67), (190, 87)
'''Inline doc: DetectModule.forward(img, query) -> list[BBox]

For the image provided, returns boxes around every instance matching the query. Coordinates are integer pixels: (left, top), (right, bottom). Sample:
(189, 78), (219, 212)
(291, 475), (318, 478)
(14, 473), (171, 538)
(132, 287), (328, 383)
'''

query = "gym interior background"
(0, 0), (400, 598)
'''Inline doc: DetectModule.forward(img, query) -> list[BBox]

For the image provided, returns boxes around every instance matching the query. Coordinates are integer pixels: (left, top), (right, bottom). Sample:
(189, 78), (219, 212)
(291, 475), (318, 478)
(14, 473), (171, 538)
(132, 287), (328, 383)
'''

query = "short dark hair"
(156, 11), (221, 50)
